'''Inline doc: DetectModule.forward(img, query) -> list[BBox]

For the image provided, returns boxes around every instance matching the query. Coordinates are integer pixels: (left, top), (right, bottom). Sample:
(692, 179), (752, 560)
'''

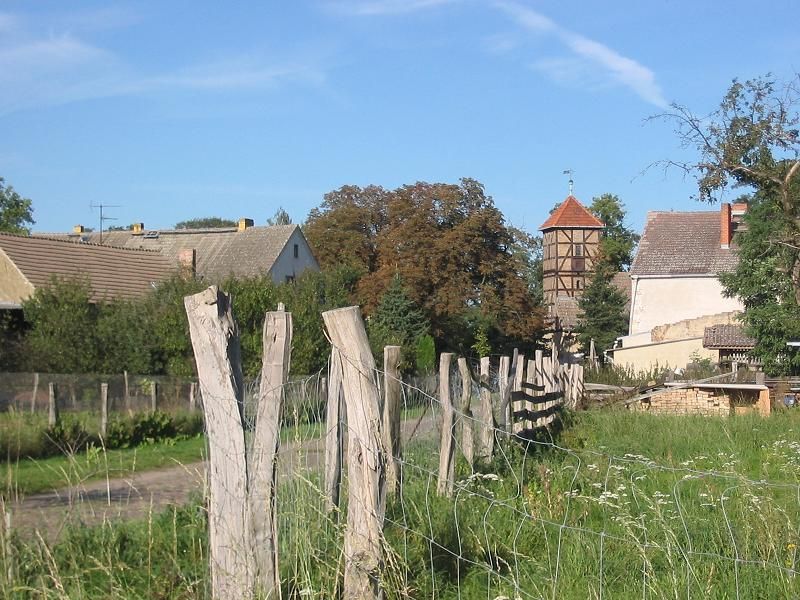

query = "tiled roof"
(0, 233), (175, 302)
(539, 195), (604, 230)
(38, 224), (308, 282)
(703, 324), (756, 350)
(631, 211), (739, 276)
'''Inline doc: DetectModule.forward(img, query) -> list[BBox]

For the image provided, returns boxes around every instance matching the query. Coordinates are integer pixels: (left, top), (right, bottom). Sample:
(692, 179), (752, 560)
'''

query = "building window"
(293, 244), (299, 258)
(285, 275), (295, 284)
(571, 257), (585, 272)
(573, 243), (584, 257)
(576, 279), (582, 290)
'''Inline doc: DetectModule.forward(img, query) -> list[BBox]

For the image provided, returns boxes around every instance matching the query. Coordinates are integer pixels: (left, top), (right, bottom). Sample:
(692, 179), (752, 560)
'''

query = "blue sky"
(1, 1), (798, 236)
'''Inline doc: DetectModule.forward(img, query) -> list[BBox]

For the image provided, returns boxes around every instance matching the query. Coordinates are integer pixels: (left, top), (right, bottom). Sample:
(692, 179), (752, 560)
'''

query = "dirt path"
(9, 414), (435, 543)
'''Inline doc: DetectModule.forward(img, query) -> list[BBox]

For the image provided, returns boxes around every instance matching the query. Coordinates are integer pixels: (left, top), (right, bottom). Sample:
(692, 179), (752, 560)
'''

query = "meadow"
(2, 408), (799, 598)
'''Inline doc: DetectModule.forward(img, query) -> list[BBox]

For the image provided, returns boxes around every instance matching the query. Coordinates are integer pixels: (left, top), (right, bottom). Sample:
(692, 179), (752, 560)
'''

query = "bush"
(41, 419), (96, 456)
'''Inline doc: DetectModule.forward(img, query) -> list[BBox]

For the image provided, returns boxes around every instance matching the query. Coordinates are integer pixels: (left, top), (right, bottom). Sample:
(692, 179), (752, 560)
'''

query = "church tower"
(539, 195), (604, 311)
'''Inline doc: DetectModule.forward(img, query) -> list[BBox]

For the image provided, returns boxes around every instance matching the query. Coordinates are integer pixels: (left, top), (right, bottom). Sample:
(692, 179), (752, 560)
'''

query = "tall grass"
(2, 409), (799, 598)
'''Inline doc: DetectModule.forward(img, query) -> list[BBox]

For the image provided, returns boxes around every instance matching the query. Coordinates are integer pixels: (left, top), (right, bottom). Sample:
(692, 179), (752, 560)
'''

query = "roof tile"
(539, 195), (604, 230)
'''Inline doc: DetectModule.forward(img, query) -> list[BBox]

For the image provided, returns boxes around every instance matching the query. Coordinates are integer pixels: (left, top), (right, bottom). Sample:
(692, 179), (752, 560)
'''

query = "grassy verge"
(7, 408), (798, 598)
(1, 435), (207, 496)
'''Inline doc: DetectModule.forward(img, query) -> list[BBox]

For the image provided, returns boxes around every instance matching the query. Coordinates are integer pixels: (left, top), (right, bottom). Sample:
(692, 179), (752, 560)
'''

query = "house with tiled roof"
(41, 218), (319, 285)
(611, 203), (748, 370)
(0, 233), (176, 309)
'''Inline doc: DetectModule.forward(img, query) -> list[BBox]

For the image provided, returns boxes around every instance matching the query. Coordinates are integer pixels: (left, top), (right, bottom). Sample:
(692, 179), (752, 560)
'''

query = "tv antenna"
(562, 169), (574, 196)
(90, 202), (121, 244)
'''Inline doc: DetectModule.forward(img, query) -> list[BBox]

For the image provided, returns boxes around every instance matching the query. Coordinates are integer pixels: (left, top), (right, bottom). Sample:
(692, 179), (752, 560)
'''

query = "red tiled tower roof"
(539, 195), (604, 230)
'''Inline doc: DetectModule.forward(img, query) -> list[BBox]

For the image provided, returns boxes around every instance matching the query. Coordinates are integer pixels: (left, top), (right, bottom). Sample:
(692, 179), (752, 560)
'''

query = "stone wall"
(635, 387), (732, 416)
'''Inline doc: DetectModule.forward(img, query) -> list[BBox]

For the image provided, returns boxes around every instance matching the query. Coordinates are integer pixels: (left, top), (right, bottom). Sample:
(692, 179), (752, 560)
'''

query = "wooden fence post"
(457, 357), (474, 467)
(185, 286), (253, 600)
(48, 383), (58, 427)
(383, 346), (402, 496)
(189, 382), (198, 411)
(150, 381), (158, 412)
(123, 370), (130, 412)
(249, 308), (292, 596)
(500, 348), (519, 431)
(478, 356), (495, 461)
(30, 373), (39, 414)
(100, 383), (109, 437)
(437, 353), (456, 497)
(325, 350), (345, 513)
(498, 356), (510, 423)
(322, 307), (386, 600)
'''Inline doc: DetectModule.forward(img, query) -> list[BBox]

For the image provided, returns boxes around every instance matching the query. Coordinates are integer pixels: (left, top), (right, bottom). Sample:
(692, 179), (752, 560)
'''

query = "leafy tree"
(575, 265), (629, 359)
(267, 207), (292, 226)
(22, 277), (98, 373)
(307, 179), (544, 354)
(95, 300), (154, 373)
(368, 274), (430, 370)
(0, 177), (35, 234)
(719, 194), (800, 374)
(174, 217), (237, 229)
(589, 193), (640, 271)
(659, 75), (800, 302)
(305, 184), (390, 273)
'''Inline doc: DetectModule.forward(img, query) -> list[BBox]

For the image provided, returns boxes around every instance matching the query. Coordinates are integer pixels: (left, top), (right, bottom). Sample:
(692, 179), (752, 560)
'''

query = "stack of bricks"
(636, 387), (732, 416)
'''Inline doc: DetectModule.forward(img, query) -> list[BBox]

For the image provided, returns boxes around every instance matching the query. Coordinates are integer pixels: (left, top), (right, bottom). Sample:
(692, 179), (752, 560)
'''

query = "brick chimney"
(72, 225), (85, 234)
(178, 248), (196, 277)
(238, 217), (254, 232)
(132, 222), (145, 235)
(720, 203), (732, 249)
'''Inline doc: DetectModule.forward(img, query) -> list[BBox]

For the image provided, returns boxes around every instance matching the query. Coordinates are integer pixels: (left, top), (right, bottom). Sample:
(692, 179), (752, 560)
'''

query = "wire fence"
(233, 344), (800, 599)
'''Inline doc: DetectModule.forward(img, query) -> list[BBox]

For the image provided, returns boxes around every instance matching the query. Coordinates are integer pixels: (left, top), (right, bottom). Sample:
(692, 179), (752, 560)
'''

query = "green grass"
(3, 408), (800, 598)
(0, 435), (207, 496)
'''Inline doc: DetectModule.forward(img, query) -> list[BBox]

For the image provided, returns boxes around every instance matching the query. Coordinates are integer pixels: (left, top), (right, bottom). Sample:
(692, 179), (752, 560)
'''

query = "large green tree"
(719, 194), (800, 374)
(305, 179), (544, 354)
(576, 265), (629, 358)
(662, 75), (800, 370)
(589, 193), (640, 272)
(0, 177), (35, 234)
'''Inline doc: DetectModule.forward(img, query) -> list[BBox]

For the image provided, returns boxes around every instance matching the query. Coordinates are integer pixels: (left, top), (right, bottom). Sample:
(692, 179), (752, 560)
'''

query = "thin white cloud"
(0, 11), (326, 115)
(494, 1), (667, 108)
(330, 0), (460, 16)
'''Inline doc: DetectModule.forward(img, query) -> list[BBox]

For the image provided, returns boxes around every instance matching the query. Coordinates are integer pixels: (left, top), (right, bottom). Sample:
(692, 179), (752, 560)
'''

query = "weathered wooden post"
(383, 346), (402, 496)
(100, 383), (109, 437)
(437, 352), (456, 497)
(457, 357), (474, 467)
(478, 356), (495, 461)
(123, 370), (130, 412)
(30, 373), (39, 414)
(249, 308), (292, 596)
(185, 287), (253, 600)
(189, 382), (198, 411)
(322, 306), (386, 600)
(498, 355), (510, 422)
(324, 350), (344, 513)
(150, 381), (158, 412)
(48, 383), (58, 427)
(499, 348), (519, 431)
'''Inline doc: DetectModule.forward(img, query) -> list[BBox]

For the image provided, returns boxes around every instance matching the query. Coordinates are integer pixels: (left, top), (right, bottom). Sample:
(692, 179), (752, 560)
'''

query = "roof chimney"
(178, 248), (196, 278)
(238, 217), (254, 232)
(720, 203), (732, 249)
(72, 225), (84, 234)
(132, 222), (145, 235)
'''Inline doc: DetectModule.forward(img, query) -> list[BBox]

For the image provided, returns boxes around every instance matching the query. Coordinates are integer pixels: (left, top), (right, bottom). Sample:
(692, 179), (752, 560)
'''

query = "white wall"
(629, 276), (743, 335)
(269, 228), (320, 284)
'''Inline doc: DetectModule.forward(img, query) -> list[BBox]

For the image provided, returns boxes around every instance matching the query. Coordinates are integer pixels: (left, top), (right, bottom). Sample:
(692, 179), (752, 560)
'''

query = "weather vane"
(562, 169), (574, 196)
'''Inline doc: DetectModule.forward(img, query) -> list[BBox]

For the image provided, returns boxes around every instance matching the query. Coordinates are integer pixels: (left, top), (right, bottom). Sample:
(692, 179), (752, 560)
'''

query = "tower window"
(293, 244), (299, 258)
(573, 243), (584, 257)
